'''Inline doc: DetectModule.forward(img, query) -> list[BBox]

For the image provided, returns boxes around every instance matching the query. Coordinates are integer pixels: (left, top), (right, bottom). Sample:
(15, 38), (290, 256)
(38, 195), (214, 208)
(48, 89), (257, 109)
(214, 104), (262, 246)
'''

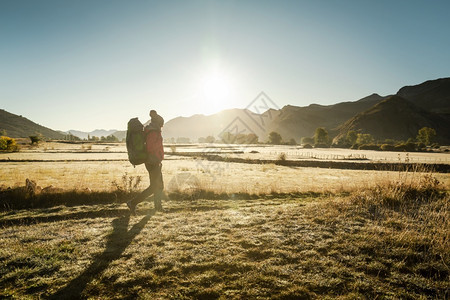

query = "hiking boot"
(155, 204), (164, 212)
(127, 200), (136, 216)
(154, 194), (163, 212)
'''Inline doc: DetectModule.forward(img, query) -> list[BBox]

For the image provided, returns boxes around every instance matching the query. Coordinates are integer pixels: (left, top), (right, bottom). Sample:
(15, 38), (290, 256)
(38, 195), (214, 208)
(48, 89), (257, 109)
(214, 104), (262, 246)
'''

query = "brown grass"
(1, 159), (449, 195)
(0, 168), (448, 299)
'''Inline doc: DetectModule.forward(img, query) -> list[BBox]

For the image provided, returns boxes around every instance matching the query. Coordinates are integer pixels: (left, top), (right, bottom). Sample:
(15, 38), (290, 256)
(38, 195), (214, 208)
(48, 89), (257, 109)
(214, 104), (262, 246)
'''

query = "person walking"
(127, 110), (165, 214)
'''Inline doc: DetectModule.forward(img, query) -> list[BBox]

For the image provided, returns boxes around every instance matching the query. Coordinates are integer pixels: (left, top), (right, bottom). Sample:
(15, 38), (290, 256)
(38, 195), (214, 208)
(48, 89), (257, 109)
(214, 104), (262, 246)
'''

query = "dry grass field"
(2, 142), (449, 194)
(0, 142), (449, 299)
(2, 158), (449, 194)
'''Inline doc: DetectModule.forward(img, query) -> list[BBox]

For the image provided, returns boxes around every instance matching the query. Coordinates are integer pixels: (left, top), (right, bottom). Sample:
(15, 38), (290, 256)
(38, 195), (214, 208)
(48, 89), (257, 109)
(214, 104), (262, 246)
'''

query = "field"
(0, 142), (449, 299)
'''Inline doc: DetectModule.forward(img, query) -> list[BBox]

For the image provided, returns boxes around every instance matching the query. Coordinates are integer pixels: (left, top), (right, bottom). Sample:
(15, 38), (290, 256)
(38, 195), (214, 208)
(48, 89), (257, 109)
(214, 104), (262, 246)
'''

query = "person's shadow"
(47, 212), (152, 299)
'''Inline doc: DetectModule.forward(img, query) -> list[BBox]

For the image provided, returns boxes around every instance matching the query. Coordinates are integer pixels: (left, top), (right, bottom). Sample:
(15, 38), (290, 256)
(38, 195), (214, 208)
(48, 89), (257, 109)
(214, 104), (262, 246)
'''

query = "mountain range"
(1, 77), (449, 143)
(67, 129), (119, 140)
(161, 77), (450, 144)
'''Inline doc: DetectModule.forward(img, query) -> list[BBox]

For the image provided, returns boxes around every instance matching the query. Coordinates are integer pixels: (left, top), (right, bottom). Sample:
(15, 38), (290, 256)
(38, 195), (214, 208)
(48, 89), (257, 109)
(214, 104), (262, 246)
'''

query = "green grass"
(0, 184), (448, 299)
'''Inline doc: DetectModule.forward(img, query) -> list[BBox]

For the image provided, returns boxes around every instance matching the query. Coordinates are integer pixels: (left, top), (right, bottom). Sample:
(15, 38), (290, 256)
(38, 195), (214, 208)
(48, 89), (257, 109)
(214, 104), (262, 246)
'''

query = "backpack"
(126, 118), (147, 166)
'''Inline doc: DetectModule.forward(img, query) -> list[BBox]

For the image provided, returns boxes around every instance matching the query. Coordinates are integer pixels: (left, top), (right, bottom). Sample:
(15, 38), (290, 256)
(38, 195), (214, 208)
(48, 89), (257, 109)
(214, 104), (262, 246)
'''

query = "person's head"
(149, 110), (157, 118)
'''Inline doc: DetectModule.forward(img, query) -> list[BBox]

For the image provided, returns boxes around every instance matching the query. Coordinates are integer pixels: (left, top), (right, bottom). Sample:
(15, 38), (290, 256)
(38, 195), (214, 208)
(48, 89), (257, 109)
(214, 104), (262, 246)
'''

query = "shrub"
(303, 143), (313, 149)
(277, 152), (287, 161)
(29, 135), (41, 145)
(288, 138), (297, 145)
(0, 136), (19, 152)
(431, 143), (440, 149)
(356, 133), (374, 145)
(111, 172), (142, 193)
(416, 127), (436, 145)
(346, 130), (358, 145)
(332, 141), (351, 148)
(301, 137), (314, 145)
(395, 142), (417, 152)
(380, 144), (396, 151)
(314, 127), (329, 145)
(416, 142), (426, 151)
(394, 144), (406, 152)
(314, 143), (329, 148)
(350, 143), (360, 150)
(268, 131), (282, 145)
(358, 144), (380, 151)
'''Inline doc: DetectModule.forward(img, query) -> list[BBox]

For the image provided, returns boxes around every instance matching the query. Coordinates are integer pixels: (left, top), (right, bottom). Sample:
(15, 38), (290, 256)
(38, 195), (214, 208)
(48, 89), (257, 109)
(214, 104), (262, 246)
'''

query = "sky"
(1, 0), (449, 131)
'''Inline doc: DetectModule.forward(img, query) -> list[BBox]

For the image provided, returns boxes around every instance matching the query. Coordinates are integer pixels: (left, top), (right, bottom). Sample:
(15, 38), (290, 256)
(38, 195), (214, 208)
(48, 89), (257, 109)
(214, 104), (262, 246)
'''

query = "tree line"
(188, 126), (440, 152)
(59, 134), (120, 142)
(297, 126), (438, 151)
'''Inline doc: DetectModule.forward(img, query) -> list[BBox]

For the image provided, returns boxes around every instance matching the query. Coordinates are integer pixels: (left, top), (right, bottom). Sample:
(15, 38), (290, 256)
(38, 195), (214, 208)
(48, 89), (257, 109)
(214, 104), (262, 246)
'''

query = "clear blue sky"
(1, 0), (449, 131)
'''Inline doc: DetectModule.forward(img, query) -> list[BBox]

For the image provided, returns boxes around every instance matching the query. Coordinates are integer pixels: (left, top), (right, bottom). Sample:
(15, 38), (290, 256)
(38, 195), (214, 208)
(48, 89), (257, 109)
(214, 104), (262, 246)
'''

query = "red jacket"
(145, 129), (164, 162)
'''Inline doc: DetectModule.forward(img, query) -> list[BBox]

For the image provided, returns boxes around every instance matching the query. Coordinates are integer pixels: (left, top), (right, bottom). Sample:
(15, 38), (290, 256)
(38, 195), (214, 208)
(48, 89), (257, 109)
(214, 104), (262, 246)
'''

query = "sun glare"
(200, 72), (231, 114)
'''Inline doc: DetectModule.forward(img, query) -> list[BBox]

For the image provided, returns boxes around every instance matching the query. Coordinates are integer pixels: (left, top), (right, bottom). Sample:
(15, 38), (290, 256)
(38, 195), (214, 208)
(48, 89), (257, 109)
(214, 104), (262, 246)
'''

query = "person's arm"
(157, 115), (164, 127)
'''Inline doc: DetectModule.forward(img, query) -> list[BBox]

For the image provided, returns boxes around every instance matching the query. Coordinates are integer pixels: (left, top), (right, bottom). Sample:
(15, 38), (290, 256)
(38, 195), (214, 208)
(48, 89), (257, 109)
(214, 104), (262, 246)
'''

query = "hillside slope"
(335, 95), (450, 143)
(266, 93), (386, 141)
(397, 77), (450, 113)
(0, 109), (65, 139)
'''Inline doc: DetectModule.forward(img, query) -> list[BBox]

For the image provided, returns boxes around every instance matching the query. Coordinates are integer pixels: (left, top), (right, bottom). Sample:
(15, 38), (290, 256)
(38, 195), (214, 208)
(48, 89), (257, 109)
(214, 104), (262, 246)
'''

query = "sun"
(201, 72), (230, 113)
(203, 75), (229, 100)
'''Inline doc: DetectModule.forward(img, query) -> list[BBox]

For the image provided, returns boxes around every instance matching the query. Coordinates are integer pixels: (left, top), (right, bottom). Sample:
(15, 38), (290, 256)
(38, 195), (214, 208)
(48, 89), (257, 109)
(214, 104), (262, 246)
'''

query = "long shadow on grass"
(47, 213), (152, 299)
(0, 208), (130, 227)
(1, 205), (229, 227)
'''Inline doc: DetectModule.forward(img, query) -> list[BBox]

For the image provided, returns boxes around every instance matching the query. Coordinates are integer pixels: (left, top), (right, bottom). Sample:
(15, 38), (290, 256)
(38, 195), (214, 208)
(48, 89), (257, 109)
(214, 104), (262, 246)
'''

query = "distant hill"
(397, 77), (450, 113)
(162, 94), (386, 143)
(162, 108), (270, 142)
(334, 95), (450, 144)
(68, 129), (118, 140)
(265, 93), (386, 141)
(112, 130), (126, 141)
(0, 109), (65, 139)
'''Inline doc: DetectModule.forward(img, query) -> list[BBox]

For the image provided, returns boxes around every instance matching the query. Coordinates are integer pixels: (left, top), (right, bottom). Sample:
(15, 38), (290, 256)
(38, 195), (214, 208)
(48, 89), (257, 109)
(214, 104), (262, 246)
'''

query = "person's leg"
(153, 190), (163, 211)
(149, 163), (164, 211)
(127, 162), (163, 213)
(127, 163), (154, 214)
(127, 162), (164, 214)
